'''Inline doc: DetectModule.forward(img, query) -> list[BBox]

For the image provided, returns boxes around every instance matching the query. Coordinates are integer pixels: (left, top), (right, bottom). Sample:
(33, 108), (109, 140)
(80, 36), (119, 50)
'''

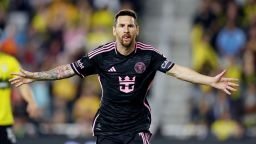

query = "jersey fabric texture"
(0, 52), (20, 125)
(71, 42), (175, 136)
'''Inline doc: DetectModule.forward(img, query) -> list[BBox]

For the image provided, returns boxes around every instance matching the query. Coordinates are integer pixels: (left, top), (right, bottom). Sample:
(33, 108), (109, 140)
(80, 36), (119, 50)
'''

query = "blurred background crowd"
(0, 0), (256, 143)
(190, 0), (256, 141)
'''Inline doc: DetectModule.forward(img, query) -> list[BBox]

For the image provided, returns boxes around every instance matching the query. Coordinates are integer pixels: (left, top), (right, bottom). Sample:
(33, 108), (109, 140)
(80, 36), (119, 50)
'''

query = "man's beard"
(121, 40), (132, 48)
(120, 35), (133, 48)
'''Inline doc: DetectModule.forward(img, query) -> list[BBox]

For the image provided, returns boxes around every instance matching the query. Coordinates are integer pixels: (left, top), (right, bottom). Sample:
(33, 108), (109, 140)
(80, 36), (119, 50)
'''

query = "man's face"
(113, 16), (139, 48)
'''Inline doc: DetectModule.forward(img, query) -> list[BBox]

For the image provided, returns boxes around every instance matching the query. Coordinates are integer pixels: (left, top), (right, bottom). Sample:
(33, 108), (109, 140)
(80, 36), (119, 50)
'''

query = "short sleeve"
(70, 56), (97, 78)
(152, 52), (175, 73)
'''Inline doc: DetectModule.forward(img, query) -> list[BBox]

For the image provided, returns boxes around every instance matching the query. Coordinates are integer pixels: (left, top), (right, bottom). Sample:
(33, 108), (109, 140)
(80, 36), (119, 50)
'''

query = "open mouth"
(122, 34), (131, 41)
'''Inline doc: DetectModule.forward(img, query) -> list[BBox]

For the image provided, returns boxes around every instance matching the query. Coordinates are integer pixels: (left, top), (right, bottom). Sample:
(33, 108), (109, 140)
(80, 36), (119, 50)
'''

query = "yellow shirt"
(0, 52), (20, 125)
(211, 119), (239, 141)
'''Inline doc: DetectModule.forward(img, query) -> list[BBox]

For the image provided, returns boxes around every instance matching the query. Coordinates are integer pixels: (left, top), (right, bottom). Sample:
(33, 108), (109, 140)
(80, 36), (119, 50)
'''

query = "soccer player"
(0, 52), (39, 144)
(10, 9), (238, 144)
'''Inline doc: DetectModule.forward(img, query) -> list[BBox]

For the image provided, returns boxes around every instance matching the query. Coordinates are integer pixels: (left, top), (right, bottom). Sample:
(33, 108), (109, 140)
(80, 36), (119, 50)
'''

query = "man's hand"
(26, 102), (41, 119)
(210, 70), (239, 95)
(9, 69), (35, 87)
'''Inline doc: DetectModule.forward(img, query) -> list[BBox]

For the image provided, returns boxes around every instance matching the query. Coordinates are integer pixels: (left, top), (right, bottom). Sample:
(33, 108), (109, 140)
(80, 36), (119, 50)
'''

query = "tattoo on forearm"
(32, 65), (75, 80)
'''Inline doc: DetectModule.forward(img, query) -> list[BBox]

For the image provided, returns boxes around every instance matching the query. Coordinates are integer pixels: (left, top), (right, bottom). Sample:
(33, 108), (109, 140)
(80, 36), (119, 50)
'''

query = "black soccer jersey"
(71, 41), (175, 136)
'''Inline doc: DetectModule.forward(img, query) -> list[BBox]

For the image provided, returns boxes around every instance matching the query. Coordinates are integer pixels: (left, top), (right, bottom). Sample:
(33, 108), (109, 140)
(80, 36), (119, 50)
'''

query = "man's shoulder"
(136, 41), (152, 47)
(88, 42), (116, 59)
(136, 41), (161, 54)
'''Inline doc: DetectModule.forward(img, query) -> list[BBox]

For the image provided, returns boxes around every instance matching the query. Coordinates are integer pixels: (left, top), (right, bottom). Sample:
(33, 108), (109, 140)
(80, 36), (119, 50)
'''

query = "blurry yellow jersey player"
(0, 52), (38, 144)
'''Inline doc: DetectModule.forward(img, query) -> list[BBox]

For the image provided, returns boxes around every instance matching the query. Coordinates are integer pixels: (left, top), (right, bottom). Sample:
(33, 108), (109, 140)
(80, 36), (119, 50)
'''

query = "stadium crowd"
(190, 0), (256, 141)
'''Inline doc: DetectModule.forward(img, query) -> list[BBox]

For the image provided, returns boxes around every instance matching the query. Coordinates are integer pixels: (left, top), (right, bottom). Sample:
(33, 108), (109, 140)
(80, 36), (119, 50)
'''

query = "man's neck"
(116, 41), (136, 56)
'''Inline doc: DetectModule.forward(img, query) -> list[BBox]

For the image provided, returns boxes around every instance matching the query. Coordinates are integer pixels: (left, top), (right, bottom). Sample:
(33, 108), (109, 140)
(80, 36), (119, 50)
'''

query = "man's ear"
(113, 26), (116, 36)
(136, 25), (140, 36)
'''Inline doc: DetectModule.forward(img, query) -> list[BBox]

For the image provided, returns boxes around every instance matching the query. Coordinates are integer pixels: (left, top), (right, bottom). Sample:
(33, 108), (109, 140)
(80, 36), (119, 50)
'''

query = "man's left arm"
(166, 64), (239, 95)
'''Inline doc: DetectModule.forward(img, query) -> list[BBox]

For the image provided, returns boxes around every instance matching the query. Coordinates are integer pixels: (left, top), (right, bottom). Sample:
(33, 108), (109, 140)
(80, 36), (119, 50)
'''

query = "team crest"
(134, 62), (146, 74)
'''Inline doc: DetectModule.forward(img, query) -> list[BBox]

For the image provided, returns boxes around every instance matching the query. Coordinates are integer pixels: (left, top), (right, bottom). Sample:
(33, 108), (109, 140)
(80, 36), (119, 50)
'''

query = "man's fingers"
(224, 89), (231, 95)
(219, 70), (226, 77)
(11, 81), (23, 86)
(216, 70), (226, 81)
(20, 68), (33, 77)
(227, 86), (237, 91)
(11, 69), (30, 77)
(228, 82), (239, 87)
(9, 77), (20, 82)
(11, 72), (24, 77)
(16, 82), (25, 87)
(10, 79), (21, 85)
(20, 68), (27, 75)
(222, 78), (239, 82)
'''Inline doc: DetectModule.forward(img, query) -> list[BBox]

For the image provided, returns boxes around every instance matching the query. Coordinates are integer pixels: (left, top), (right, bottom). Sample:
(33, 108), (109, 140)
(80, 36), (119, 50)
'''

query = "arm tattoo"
(32, 64), (75, 80)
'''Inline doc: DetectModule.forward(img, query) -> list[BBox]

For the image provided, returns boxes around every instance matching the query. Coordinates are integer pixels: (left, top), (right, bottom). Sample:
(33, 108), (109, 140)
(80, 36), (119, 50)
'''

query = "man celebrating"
(10, 9), (238, 144)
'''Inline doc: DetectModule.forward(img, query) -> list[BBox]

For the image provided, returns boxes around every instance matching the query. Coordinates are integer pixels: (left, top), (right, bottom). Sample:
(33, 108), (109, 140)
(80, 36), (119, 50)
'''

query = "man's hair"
(114, 9), (137, 26)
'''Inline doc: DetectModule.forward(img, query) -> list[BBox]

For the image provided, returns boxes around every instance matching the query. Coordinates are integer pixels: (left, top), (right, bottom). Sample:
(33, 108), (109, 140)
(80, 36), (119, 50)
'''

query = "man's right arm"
(10, 64), (75, 87)
(28, 64), (75, 80)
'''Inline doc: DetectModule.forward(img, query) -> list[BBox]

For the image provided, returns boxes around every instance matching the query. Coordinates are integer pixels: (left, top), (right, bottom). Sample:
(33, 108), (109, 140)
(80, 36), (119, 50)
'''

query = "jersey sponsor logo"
(134, 62), (146, 74)
(161, 60), (172, 69)
(119, 76), (136, 93)
(108, 66), (116, 72)
(77, 60), (84, 69)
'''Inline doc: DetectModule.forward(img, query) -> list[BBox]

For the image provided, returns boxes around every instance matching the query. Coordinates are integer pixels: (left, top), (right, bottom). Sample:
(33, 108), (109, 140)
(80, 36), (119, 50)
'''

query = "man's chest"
(97, 55), (152, 93)
(98, 55), (151, 76)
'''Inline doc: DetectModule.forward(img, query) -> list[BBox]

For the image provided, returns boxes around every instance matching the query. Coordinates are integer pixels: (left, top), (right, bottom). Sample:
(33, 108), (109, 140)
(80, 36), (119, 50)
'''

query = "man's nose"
(124, 26), (129, 33)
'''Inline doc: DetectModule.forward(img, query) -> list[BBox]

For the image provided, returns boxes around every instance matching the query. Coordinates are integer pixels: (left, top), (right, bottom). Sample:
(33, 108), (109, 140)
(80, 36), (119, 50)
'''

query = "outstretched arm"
(167, 64), (239, 95)
(10, 64), (75, 87)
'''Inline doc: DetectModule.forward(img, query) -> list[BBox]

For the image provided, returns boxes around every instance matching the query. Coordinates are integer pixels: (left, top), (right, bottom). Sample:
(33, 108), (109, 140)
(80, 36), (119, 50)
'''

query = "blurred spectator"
(193, 0), (217, 31)
(225, 57), (243, 122)
(0, 25), (19, 57)
(243, 0), (256, 26)
(47, 0), (78, 30)
(0, 6), (7, 31)
(191, 25), (219, 74)
(31, 81), (50, 119)
(64, 21), (86, 59)
(217, 2), (246, 58)
(31, 2), (49, 34)
(90, 7), (114, 30)
(93, 0), (120, 12)
(244, 25), (256, 85)
(73, 78), (100, 136)
(75, 0), (92, 32)
(211, 111), (243, 141)
(87, 7), (114, 51)
(243, 25), (256, 114)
